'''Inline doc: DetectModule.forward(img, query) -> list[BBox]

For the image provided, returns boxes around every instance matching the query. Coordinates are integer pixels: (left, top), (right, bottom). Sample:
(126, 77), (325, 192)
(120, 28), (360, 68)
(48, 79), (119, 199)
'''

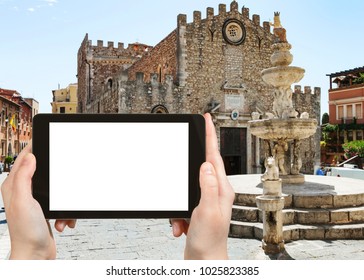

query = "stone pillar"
(256, 158), (285, 255)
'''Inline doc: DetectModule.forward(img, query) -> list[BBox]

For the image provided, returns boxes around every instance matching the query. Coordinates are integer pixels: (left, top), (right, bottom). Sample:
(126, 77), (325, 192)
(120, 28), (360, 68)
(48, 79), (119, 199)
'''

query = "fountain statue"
(249, 12), (317, 184)
(249, 12), (318, 255)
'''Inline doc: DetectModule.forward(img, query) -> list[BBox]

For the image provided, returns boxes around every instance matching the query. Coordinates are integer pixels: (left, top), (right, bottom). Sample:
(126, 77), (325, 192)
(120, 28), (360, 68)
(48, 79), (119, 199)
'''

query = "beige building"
(51, 83), (78, 113)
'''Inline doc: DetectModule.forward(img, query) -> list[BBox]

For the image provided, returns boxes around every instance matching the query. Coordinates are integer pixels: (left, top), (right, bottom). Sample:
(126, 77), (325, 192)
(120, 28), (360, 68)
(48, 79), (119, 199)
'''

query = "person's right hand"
(171, 113), (235, 259)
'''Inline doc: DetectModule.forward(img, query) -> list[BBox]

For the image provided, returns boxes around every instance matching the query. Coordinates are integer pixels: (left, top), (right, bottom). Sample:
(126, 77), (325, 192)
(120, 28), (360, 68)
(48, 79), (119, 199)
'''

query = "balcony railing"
(53, 95), (71, 102)
(329, 83), (364, 92)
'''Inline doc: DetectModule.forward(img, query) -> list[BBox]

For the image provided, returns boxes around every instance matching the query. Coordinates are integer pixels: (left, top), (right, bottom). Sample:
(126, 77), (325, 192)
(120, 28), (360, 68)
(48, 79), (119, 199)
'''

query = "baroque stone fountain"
(248, 12), (317, 255)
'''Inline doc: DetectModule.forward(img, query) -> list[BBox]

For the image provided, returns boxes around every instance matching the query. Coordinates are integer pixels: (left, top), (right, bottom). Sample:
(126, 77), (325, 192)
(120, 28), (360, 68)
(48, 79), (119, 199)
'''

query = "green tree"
(4, 156), (13, 171)
(321, 112), (329, 124)
(353, 73), (364, 85)
(342, 140), (364, 158)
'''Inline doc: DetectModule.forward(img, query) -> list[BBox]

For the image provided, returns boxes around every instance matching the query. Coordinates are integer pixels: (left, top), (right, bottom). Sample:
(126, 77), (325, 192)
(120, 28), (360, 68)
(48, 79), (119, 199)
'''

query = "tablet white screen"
(49, 122), (189, 211)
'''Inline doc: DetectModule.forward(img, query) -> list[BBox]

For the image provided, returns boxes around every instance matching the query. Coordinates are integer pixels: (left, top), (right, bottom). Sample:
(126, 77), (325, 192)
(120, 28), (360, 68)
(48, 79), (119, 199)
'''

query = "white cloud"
(27, 7), (35, 12)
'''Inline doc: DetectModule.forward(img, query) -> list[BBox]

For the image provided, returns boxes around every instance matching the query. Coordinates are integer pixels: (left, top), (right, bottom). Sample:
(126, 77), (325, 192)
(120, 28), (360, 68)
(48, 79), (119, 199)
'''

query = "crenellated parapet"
(177, 1), (272, 34)
(294, 85), (321, 96)
(292, 85), (321, 125)
(89, 39), (152, 59)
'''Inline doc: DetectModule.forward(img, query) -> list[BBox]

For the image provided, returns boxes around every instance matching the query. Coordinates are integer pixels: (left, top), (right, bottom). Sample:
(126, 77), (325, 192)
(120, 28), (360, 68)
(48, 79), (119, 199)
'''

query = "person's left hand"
(1, 144), (76, 259)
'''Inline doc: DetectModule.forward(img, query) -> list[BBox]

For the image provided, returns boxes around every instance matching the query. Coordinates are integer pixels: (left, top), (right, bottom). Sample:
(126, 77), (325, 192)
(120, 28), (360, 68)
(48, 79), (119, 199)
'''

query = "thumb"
(198, 162), (219, 208)
(12, 153), (36, 198)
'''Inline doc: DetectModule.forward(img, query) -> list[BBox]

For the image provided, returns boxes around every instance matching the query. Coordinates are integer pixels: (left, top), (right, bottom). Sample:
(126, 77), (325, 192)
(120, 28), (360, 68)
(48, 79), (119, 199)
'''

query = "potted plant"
(342, 140), (364, 168)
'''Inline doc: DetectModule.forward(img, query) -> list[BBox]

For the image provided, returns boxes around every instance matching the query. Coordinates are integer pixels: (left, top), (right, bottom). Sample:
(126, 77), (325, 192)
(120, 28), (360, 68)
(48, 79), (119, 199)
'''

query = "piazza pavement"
(1, 172), (364, 260)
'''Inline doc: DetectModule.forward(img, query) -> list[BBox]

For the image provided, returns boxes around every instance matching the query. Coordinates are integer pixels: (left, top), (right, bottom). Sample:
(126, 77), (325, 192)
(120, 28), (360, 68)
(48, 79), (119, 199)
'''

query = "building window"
(107, 78), (113, 90)
(60, 107), (65, 113)
(347, 105), (353, 119)
(337, 105), (343, 119)
(356, 104), (362, 119)
(1, 141), (5, 156)
(336, 103), (363, 120)
(151, 105), (168, 114)
(1, 110), (5, 126)
(339, 130), (345, 143)
(356, 130), (363, 140)
(157, 65), (162, 83)
(348, 130), (354, 141)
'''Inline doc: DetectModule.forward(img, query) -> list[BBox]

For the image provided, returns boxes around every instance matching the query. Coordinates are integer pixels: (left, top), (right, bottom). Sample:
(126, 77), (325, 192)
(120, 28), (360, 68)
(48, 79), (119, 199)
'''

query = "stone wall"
(178, 2), (276, 115)
(77, 34), (89, 113)
(77, 1), (321, 175)
(127, 31), (178, 84)
(293, 85), (321, 174)
(77, 33), (153, 113)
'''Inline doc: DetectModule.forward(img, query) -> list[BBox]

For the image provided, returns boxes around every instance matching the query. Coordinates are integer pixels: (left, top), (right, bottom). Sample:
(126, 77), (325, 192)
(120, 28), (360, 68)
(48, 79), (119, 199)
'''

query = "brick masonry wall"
(127, 31), (178, 84)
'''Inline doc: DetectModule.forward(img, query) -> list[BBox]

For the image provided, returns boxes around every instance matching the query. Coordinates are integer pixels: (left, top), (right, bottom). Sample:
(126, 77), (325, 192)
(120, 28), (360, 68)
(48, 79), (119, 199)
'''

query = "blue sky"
(1, 0), (363, 114)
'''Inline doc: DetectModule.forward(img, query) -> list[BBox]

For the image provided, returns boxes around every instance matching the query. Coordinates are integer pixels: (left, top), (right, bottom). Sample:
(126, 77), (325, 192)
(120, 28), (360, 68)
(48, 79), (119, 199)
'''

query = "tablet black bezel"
(32, 114), (205, 219)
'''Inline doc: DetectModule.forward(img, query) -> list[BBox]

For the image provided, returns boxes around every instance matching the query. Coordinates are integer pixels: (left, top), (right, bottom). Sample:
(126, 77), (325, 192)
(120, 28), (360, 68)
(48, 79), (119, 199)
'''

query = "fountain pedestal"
(256, 167), (285, 254)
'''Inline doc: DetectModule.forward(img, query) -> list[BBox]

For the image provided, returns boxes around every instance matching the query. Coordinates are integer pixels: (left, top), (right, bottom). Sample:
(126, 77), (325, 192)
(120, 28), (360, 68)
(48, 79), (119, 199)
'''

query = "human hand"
(171, 113), (235, 259)
(1, 144), (76, 259)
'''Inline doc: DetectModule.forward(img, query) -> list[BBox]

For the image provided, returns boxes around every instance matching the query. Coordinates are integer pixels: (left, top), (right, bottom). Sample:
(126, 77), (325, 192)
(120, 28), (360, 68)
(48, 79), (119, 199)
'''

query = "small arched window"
(157, 65), (162, 83)
(107, 78), (113, 90)
(151, 105), (169, 114)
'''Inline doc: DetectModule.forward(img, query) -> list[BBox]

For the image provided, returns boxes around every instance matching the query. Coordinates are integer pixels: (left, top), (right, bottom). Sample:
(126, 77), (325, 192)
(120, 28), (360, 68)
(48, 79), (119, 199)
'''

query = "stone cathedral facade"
(77, 1), (321, 175)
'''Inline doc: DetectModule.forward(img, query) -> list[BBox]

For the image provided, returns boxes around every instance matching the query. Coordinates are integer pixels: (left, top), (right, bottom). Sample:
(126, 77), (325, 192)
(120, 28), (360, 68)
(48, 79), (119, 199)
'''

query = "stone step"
(234, 191), (364, 209)
(232, 205), (364, 225)
(230, 175), (364, 209)
(229, 221), (364, 241)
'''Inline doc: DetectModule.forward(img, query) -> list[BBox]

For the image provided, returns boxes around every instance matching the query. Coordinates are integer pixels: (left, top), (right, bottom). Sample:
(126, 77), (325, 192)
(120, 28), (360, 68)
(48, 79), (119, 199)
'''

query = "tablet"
(32, 114), (205, 219)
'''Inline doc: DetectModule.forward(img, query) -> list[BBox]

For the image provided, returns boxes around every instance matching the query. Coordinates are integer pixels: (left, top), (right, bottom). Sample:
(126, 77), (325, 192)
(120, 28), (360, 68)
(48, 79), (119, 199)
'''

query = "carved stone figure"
(262, 156), (279, 180)
(272, 87), (293, 118)
(264, 112), (275, 119)
(272, 138), (288, 175)
(270, 12), (287, 43)
(291, 139), (302, 175)
(300, 112), (309, 119)
(251, 112), (260, 120)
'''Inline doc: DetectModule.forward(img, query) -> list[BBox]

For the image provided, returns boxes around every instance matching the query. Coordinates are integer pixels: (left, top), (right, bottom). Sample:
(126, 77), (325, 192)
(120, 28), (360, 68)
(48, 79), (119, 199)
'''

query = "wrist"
(184, 247), (229, 260)
(10, 244), (56, 260)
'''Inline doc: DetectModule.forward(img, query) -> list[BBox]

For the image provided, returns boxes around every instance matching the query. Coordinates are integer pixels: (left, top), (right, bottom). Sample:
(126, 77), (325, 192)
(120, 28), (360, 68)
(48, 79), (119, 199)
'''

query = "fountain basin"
(248, 118), (317, 141)
(261, 66), (305, 87)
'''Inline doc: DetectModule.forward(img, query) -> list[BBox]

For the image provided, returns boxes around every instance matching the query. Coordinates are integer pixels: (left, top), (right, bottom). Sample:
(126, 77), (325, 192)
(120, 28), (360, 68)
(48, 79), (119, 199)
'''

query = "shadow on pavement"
(267, 249), (295, 260)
